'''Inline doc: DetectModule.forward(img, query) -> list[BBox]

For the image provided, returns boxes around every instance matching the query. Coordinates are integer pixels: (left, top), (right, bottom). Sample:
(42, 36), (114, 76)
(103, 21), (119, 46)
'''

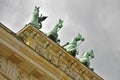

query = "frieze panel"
(30, 41), (86, 79)
(35, 44), (49, 58)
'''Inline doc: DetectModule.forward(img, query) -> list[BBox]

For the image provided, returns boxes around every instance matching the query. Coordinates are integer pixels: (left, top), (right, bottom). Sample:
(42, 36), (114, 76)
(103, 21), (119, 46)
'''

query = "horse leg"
(69, 51), (76, 57)
(81, 61), (88, 67)
(89, 68), (94, 71)
(48, 35), (56, 42)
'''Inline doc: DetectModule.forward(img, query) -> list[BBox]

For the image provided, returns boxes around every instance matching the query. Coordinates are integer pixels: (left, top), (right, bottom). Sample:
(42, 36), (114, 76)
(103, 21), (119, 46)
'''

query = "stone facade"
(0, 23), (103, 80)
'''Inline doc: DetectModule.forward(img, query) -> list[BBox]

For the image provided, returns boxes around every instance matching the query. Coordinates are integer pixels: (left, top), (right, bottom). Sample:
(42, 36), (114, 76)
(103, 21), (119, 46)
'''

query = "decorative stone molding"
(8, 54), (24, 64)
(16, 24), (103, 80)
(0, 23), (103, 80)
(0, 23), (72, 80)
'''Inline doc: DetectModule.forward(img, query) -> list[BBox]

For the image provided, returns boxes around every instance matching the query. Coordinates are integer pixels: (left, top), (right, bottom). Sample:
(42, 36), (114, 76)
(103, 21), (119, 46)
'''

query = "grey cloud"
(0, 0), (120, 80)
(42, 1), (120, 79)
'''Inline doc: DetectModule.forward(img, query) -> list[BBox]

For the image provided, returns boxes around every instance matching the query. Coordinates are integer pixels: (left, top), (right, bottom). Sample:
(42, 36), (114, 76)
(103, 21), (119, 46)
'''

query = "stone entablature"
(0, 23), (72, 80)
(16, 24), (103, 80)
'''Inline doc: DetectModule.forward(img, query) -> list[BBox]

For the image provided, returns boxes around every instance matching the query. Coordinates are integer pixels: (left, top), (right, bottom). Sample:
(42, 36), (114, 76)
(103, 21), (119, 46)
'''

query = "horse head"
(55, 19), (63, 32)
(74, 33), (85, 43)
(80, 49), (94, 60)
(33, 6), (39, 16)
(79, 49), (94, 71)
(88, 49), (94, 58)
(47, 19), (63, 43)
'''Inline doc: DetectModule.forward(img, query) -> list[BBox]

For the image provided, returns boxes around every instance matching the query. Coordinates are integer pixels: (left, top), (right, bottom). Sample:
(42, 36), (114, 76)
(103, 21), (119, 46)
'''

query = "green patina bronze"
(63, 33), (85, 57)
(79, 49), (94, 71)
(47, 19), (63, 44)
(30, 6), (47, 29)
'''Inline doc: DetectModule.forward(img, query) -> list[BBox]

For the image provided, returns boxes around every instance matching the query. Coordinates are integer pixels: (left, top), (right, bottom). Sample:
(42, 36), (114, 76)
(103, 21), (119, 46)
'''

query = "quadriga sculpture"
(30, 6), (47, 29)
(47, 19), (63, 44)
(79, 49), (94, 71)
(63, 33), (85, 57)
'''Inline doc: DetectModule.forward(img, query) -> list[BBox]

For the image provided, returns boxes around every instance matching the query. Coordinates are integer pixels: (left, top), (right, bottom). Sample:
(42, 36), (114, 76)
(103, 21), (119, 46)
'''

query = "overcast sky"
(0, 0), (120, 80)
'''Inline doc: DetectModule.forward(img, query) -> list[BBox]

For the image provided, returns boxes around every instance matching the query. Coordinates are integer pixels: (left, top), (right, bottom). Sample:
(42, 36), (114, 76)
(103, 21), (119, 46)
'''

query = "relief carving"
(65, 67), (74, 77)
(51, 56), (59, 67)
(35, 45), (42, 55)
(46, 52), (52, 61)
(74, 74), (81, 80)
(56, 51), (63, 58)
(42, 52), (48, 59)
(17, 69), (25, 80)
(43, 41), (50, 48)
(71, 72), (78, 79)
(58, 61), (67, 72)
